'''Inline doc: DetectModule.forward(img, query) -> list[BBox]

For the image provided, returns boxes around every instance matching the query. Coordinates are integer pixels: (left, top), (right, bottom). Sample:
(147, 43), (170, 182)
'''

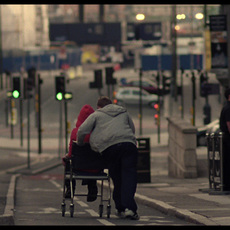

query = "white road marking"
(76, 201), (88, 207)
(49, 179), (62, 191)
(97, 219), (115, 226)
(85, 209), (98, 217)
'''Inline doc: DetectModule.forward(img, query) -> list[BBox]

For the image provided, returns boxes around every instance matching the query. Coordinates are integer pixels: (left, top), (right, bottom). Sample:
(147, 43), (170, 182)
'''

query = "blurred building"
(1, 5), (50, 52)
(48, 5), (220, 42)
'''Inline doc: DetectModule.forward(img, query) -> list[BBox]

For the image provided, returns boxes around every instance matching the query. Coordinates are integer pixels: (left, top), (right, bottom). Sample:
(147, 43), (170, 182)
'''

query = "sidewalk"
(1, 134), (230, 225)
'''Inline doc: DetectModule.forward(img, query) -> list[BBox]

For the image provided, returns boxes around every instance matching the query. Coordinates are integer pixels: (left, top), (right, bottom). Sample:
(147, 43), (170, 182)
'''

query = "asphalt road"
(0, 68), (164, 141)
(13, 165), (195, 226)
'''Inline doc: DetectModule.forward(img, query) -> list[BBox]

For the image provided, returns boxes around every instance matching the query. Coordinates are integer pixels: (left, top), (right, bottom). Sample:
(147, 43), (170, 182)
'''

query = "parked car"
(197, 119), (220, 146)
(113, 87), (158, 108)
(120, 77), (169, 95)
(120, 78), (160, 95)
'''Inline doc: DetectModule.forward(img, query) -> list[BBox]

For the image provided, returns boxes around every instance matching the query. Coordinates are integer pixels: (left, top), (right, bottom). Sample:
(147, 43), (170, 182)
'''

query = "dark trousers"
(102, 142), (138, 213)
(223, 137), (230, 191)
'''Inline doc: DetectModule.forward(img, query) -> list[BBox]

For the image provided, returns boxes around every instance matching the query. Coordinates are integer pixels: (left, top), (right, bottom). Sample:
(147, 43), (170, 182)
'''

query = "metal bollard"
(213, 132), (221, 190)
(206, 132), (214, 189)
(219, 132), (224, 192)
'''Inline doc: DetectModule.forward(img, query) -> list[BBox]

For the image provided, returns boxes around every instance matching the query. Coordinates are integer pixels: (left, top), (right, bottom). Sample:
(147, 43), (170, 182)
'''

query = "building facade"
(1, 5), (50, 52)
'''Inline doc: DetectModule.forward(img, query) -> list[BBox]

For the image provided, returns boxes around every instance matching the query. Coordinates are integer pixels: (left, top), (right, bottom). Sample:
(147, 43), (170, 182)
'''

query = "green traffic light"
(56, 92), (63, 101)
(12, 90), (20, 99)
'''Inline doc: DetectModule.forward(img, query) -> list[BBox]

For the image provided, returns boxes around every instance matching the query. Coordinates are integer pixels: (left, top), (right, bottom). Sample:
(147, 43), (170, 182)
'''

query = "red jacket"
(67, 104), (94, 158)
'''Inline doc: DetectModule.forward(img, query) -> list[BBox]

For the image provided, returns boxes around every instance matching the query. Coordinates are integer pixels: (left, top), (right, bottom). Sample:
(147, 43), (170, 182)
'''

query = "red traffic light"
(154, 114), (159, 119)
(154, 104), (159, 110)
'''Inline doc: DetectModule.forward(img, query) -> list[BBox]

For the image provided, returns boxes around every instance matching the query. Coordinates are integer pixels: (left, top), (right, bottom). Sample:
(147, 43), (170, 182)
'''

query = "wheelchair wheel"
(70, 203), (74, 218)
(99, 204), (103, 217)
(107, 205), (111, 218)
(61, 203), (66, 217)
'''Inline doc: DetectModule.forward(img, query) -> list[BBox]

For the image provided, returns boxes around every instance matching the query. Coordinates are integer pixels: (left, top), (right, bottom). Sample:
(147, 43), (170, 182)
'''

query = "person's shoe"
(115, 209), (125, 218)
(87, 185), (98, 202)
(124, 208), (140, 220)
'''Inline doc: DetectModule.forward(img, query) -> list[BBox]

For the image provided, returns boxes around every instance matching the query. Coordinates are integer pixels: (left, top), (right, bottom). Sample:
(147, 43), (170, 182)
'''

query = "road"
(13, 165), (196, 226)
(0, 68), (166, 150)
(0, 68), (223, 140)
(0, 67), (223, 175)
(0, 66), (222, 225)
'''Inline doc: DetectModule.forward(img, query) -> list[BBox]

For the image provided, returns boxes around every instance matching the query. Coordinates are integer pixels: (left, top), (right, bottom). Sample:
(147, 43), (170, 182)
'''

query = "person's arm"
(77, 114), (96, 145)
(225, 107), (230, 134)
(227, 121), (230, 134)
(67, 128), (76, 157)
(127, 112), (135, 134)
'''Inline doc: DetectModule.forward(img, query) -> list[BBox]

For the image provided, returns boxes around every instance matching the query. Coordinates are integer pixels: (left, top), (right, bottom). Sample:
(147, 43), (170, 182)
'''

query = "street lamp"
(176, 14), (186, 20)
(136, 13), (145, 21)
(195, 12), (204, 20)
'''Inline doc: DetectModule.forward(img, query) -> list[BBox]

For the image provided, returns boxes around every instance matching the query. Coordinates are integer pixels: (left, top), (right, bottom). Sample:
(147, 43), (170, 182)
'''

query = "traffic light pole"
(10, 98), (14, 139)
(64, 100), (68, 154)
(139, 68), (143, 136)
(157, 71), (161, 144)
(191, 72), (196, 126)
(27, 96), (31, 169)
(20, 98), (23, 147)
(37, 74), (42, 154)
(180, 68), (184, 119)
(58, 100), (63, 159)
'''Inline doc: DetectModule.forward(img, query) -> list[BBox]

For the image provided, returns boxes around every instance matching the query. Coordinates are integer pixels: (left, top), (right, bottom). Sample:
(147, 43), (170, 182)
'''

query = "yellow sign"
(204, 29), (211, 71)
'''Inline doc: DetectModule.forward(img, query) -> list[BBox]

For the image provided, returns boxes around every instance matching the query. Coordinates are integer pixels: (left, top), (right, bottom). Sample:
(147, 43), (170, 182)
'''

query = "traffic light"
(105, 67), (117, 85)
(89, 70), (103, 89)
(154, 113), (159, 125)
(55, 76), (65, 101)
(154, 103), (159, 111)
(162, 75), (171, 95)
(12, 77), (21, 99)
(203, 103), (211, 125)
(27, 67), (36, 88)
(154, 104), (160, 125)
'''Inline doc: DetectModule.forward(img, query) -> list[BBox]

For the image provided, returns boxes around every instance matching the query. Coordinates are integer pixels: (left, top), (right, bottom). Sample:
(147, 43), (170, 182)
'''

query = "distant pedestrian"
(219, 88), (230, 191)
(77, 96), (139, 220)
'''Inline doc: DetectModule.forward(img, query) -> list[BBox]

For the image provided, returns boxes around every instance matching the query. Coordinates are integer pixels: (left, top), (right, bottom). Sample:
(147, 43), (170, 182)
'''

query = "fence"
(205, 131), (230, 195)
(2, 48), (82, 73)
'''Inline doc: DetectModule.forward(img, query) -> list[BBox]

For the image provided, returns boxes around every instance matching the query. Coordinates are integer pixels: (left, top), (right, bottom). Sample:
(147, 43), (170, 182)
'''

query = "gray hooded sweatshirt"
(77, 104), (136, 153)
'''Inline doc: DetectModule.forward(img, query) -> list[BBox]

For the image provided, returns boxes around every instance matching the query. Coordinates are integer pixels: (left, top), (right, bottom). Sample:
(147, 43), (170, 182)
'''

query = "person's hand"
(62, 155), (70, 166)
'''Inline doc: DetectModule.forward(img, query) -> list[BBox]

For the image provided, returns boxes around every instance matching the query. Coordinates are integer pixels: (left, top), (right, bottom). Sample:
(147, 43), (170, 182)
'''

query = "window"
(133, 90), (140, 96)
(120, 90), (130, 95)
(132, 90), (147, 97)
(95, 24), (103, 34)
(144, 25), (152, 34)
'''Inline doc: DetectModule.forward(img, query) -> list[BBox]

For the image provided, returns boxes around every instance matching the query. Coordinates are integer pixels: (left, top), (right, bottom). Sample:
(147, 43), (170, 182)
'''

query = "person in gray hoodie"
(77, 96), (139, 220)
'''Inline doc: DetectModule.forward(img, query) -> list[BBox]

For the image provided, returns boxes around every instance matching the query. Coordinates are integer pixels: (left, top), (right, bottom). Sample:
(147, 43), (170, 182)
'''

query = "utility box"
(136, 138), (151, 183)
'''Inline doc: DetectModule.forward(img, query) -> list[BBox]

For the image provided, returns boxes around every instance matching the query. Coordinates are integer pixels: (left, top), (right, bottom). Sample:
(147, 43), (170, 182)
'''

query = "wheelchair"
(61, 143), (111, 218)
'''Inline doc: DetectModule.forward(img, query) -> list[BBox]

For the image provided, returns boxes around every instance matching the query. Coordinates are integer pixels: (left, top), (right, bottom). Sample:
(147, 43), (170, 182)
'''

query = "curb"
(1, 162), (220, 226)
(0, 160), (61, 225)
(134, 193), (219, 226)
(0, 174), (19, 225)
(98, 181), (220, 226)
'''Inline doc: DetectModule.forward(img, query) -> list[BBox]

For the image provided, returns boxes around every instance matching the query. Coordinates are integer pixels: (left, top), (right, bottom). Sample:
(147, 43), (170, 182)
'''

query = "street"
(0, 67), (223, 226)
(14, 165), (195, 226)
(0, 68), (222, 145)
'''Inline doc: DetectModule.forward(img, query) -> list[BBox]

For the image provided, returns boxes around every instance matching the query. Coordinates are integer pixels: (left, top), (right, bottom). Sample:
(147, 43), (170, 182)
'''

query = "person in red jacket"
(67, 104), (95, 158)
(63, 104), (99, 201)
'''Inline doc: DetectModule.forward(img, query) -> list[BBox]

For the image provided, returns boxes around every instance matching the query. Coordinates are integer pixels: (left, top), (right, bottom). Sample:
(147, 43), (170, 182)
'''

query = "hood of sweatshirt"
(76, 104), (95, 128)
(98, 104), (127, 117)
